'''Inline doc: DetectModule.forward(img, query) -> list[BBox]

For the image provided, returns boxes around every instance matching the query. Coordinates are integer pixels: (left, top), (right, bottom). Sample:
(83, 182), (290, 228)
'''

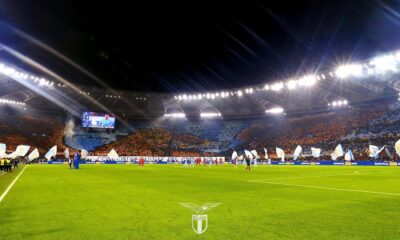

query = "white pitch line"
(0, 165), (27, 203)
(248, 180), (400, 196)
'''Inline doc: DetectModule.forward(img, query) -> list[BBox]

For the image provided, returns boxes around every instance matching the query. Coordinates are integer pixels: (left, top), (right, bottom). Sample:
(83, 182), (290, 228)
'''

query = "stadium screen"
(82, 112), (116, 129)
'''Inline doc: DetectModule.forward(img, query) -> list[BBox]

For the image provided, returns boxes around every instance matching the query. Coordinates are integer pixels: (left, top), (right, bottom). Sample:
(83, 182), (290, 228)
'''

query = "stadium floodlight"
(0, 98), (26, 106)
(197, 94), (202, 100)
(265, 107), (284, 114)
(206, 93), (211, 99)
(271, 82), (284, 91)
(237, 90), (243, 97)
(264, 84), (270, 90)
(200, 112), (222, 118)
(369, 55), (397, 73)
(286, 80), (297, 90)
(331, 99), (348, 108)
(182, 94), (187, 100)
(298, 75), (317, 86)
(164, 113), (186, 118)
(335, 64), (363, 79)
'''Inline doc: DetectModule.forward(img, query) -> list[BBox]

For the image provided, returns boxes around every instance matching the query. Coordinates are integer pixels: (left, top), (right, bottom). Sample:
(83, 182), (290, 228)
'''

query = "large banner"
(86, 156), (225, 162)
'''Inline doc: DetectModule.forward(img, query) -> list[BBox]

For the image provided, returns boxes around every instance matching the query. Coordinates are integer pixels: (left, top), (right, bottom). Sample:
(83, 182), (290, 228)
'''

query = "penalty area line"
(248, 180), (400, 196)
(0, 165), (28, 203)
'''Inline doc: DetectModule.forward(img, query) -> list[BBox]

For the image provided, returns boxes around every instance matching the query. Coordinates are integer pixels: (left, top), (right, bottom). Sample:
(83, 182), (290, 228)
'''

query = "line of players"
(183, 157), (224, 166)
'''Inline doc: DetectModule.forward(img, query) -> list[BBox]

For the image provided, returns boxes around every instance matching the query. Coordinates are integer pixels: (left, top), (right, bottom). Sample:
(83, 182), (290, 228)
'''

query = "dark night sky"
(0, 0), (400, 92)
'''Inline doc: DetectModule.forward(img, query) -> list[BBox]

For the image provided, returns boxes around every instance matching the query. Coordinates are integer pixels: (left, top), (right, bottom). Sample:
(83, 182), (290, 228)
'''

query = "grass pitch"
(0, 164), (400, 240)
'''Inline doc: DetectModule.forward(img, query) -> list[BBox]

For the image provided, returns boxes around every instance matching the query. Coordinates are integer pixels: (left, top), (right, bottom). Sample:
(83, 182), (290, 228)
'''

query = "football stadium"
(1, 1), (400, 239)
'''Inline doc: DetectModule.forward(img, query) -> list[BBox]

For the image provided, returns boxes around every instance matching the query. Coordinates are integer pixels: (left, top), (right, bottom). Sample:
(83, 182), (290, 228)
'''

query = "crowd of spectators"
(0, 113), (66, 154)
(3, 102), (400, 160)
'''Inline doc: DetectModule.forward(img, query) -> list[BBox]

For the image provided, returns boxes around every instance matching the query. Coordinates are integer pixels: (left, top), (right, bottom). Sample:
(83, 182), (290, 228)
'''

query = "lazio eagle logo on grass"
(179, 203), (222, 235)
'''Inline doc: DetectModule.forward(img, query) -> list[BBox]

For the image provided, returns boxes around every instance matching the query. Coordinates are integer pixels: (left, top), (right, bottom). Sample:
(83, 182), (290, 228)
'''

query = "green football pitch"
(0, 164), (400, 240)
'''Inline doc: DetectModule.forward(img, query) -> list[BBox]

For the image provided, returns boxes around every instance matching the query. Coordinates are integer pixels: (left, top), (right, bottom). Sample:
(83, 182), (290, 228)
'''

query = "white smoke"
(64, 119), (75, 138)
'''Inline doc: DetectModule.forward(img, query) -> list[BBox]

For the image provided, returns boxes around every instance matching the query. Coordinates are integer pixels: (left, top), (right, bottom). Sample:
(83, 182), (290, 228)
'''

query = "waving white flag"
(7, 151), (19, 159)
(45, 145), (57, 161)
(237, 155), (244, 161)
(293, 145), (302, 160)
(64, 148), (70, 159)
(263, 148), (269, 160)
(369, 145), (379, 158)
(231, 151), (238, 160)
(334, 144), (344, 158)
(251, 150), (259, 159)
(81, 149), (88, 159)
(311, 147), (321, 158)
(244, 150), (253, 159)
(28, 148), (40, 161)
(0, 143), (6, 158)
(395, 140), (400, 157)
(16, 145), (30, 157)
(276, 147), (285, 162)
(344, 150), (354, 161)
(377, 145), (386, 155)
(107, 149), (119, 160)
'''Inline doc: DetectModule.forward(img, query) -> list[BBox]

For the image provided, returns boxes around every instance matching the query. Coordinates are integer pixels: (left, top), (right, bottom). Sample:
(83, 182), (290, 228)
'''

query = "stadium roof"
(2, 1), (400, 119)
(1, 50), (400, 120)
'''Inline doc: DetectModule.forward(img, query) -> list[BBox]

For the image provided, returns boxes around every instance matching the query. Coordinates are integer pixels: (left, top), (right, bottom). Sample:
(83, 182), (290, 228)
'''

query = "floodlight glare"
(164, 113), (186, 118)
(335, 64), (363, 79)
(271, 82), (284, 91)
(265, 107), (284, 114)
(200, 112), (222, 118)
(370, 55), (397, 73)
(287, 80), (297, 90)
(298, 75), (317, 86)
